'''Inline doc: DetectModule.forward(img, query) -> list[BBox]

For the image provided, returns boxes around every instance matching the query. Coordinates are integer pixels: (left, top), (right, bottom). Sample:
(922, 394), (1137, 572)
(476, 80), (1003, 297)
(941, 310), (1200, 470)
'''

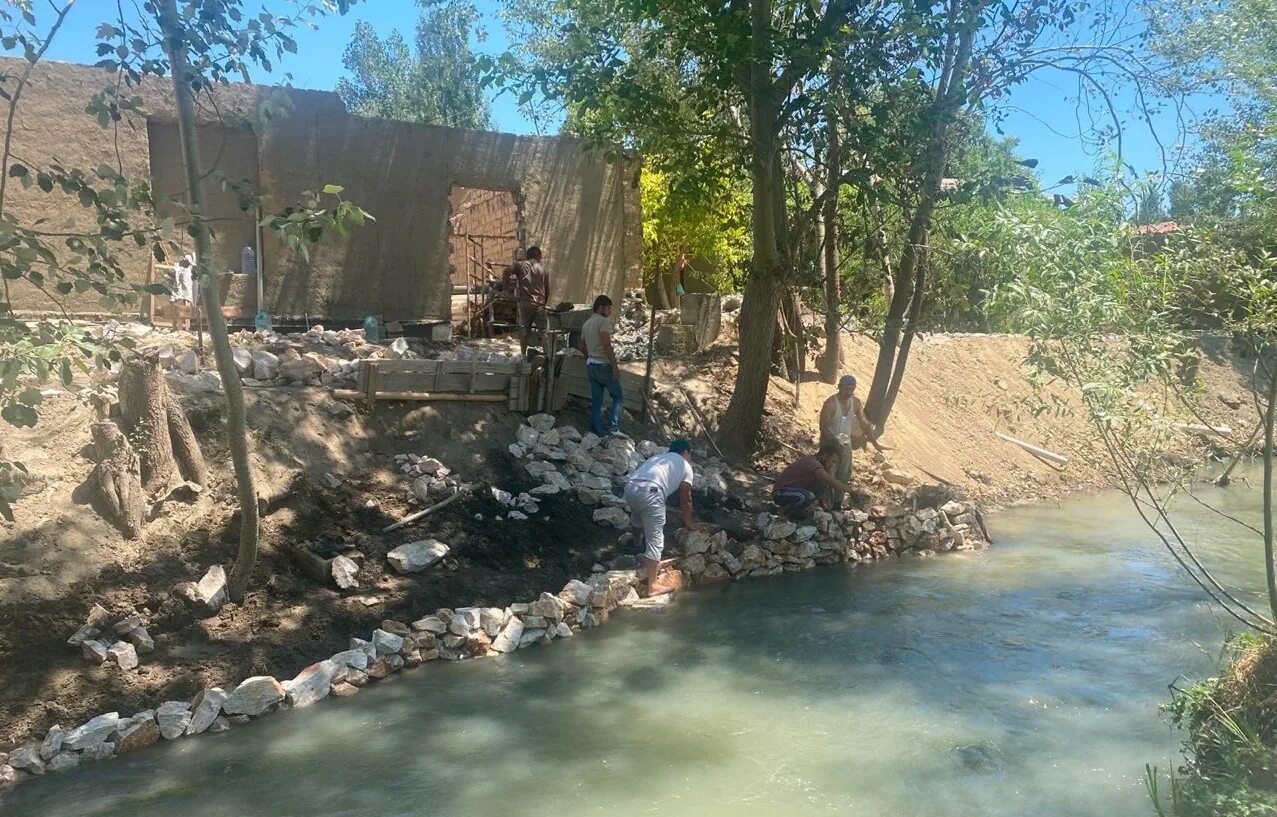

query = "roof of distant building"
(1137, 221), (1181, 235)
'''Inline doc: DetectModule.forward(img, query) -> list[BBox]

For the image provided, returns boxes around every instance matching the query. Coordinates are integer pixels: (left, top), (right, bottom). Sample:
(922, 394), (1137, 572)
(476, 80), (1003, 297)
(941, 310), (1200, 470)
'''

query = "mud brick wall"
(3, 59), (642, 323)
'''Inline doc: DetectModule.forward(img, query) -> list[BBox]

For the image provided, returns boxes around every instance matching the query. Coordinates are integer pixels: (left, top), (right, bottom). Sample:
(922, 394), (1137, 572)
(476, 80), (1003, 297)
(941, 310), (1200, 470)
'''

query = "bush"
(1152, 635), (1277, 816)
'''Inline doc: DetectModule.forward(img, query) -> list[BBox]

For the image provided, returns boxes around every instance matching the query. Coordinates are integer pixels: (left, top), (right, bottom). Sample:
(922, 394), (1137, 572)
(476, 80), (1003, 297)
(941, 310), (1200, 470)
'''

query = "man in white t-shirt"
(624, 438), (702, 595)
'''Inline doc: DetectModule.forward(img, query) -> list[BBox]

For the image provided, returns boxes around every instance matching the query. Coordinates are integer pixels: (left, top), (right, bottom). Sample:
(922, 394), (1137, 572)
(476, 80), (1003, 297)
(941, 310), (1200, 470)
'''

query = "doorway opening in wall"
(447, 186), (524, 338)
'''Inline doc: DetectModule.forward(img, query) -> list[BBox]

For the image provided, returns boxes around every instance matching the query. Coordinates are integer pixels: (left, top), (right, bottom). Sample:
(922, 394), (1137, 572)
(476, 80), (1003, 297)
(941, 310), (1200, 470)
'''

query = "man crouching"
(772, 443), (857, 519)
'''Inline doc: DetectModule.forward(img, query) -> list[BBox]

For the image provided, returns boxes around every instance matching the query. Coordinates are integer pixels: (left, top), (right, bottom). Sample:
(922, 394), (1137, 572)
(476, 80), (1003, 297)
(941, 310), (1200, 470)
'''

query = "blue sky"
(43, 0), (1194, 191)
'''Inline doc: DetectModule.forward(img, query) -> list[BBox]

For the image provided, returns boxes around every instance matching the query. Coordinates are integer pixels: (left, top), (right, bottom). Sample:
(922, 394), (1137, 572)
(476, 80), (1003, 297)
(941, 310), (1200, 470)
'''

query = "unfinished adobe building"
(3, 59), (642, 334)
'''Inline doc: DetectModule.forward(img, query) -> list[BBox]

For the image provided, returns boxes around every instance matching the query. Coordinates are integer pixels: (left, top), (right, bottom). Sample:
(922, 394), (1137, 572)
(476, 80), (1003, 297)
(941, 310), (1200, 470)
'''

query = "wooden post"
(642, 302), (657, 423)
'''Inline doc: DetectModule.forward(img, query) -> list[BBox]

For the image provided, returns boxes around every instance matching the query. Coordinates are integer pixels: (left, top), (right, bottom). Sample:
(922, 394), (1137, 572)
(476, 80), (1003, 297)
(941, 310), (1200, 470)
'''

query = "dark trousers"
(774, 486), (818, 518)
(587, 361), (624, 435)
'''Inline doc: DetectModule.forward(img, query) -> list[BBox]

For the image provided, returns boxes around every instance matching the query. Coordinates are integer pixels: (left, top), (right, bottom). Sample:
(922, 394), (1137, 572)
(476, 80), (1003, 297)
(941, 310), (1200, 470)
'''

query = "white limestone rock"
(107, 641), (139, 671)
(232, 347), (254, 376)
(177, 349), (199, 374)
(387, 539), (449, 573)
(156, 701), (192, 739)
(560, 579), (594, 606)
(81, 639), (110, 664)
(8, 746), (43, 775)
(187, 687), (229, 735)
(284, 660), (340, 708)
(491, 617), (525, 653)
(593, 507), (631, 529)
(39, 726), (64, 761)
(449, 608), (482, 635)
(528, 413), (556, 432)
(222, 676), (285, 717)
(251, 349), (279, 380)
(331, 555), (360, 589)
(63, 712), (120, 751)
(411, 615), (448, 634)
(371, 629), (405, 655)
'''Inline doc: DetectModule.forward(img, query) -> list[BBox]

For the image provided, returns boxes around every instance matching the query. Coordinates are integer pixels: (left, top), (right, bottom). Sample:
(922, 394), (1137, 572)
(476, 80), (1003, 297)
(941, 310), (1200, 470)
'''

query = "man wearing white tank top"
(818, 375), (878, 508)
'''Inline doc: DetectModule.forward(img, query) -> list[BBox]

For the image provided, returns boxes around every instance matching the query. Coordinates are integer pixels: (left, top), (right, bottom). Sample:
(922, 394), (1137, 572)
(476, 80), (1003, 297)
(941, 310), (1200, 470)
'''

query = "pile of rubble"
(505, 414), (731, 526)
(435, 343), (521, 365)
(65, 604), (154, 673)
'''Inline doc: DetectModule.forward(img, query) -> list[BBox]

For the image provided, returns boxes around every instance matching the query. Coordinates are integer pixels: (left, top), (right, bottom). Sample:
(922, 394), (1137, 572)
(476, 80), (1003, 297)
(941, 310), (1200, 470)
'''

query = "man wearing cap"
(819, 375), (880, 509)
(624, 439), (702, 596)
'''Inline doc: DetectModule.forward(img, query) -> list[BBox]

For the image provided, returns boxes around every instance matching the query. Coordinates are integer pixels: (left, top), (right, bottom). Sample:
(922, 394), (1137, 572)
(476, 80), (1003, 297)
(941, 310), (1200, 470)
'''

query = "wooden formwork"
(552, 356), (647, 414)
(352, 359), (534, 411)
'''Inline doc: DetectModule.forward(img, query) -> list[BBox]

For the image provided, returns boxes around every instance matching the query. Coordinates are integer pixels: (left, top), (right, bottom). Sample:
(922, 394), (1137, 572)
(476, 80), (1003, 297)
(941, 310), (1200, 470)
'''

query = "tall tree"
(337, 1), (490, 128)
(494, 0), (1164, 456)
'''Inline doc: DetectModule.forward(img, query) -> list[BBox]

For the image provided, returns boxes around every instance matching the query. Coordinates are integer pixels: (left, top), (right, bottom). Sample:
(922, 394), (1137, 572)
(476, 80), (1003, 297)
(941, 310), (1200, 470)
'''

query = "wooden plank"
(334, 389), (507, 403)
(371, 373), (512, 394)
(361, 359), (525, 377)
(366, 365), (380, 412)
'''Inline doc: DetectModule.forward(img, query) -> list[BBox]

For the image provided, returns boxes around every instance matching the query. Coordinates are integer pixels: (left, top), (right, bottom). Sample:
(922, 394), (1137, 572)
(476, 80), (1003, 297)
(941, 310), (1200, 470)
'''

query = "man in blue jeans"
(579, 294), (624, 436)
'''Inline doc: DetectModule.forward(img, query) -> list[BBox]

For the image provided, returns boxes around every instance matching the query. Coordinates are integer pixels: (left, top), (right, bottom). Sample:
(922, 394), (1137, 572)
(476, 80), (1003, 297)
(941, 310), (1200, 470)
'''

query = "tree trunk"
(1263, 356), (1277, 622)
(167, 397), (208, 486)
(119, 357), (177, 491)
(719, 0), (785, 459)
(90, 421), (144, 539)
(863, 2), (978, 426)
(818, 114), (843, 384)
(879, 216), (932, 421)
(159, 0), (259, 603)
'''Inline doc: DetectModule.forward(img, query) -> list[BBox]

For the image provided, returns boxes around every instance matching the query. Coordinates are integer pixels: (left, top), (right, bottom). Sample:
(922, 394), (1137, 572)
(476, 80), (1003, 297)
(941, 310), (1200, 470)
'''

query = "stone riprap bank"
(0, 414), (986, 790)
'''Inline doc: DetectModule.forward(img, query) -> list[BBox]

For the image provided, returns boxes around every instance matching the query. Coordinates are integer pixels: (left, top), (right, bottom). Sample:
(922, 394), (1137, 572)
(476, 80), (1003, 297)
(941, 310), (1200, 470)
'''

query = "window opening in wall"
(447, 185), (523, 338)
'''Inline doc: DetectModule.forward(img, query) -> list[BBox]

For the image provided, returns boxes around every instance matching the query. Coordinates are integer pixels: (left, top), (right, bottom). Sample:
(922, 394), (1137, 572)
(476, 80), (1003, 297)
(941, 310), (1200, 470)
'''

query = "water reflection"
(4, 479), (1267, 817)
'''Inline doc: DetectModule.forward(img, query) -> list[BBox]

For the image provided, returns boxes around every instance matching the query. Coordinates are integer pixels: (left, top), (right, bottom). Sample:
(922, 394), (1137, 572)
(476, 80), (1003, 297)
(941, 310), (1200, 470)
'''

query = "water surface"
(5, 482), (1266, 816)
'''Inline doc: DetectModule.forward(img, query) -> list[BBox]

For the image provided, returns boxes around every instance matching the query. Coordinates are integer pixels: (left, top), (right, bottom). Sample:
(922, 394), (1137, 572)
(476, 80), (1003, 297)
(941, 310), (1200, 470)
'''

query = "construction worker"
(818, 375), (880, 509)
(624, 439), (701, 596)
(579, 294), (624, 437)
(773, 442), (857, 518)
(503, 246), (549, 357)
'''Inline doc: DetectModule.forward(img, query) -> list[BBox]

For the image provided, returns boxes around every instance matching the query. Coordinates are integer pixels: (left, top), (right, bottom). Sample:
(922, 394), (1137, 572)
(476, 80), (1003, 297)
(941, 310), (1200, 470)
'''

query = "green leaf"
(322, 184), (344, 195)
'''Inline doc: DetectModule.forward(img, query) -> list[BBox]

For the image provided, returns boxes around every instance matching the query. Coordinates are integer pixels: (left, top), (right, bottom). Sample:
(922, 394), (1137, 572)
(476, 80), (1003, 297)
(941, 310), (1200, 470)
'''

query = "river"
(3, 481), (1266, 816)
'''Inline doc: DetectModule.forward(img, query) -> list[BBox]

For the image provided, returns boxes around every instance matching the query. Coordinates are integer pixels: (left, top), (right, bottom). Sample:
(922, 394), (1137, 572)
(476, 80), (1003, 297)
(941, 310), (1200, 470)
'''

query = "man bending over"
(624, 439), (701, 596)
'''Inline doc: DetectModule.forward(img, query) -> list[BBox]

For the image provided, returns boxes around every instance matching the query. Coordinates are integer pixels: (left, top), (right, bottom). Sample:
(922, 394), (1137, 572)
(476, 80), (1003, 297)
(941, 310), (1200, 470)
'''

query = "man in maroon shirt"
(503, 245), (550, 357)
(772, 443), (857, 518)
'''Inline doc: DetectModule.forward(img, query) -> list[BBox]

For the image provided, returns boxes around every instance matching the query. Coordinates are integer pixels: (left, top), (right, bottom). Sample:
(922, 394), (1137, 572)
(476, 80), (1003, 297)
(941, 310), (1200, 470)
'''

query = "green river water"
(3, 481), (1266, 816)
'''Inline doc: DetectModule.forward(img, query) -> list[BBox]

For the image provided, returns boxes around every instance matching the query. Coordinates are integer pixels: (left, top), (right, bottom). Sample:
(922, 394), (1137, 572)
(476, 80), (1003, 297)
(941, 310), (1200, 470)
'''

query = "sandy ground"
(657, 331), (1257, 506)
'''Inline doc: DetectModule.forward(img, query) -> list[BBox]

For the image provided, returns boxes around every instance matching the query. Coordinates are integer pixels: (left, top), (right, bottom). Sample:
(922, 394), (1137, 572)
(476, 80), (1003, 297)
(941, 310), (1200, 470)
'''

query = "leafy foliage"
(1152, 635), (1277, 816)
(336, 1), (490, 128)
(640, 168), (750, 293)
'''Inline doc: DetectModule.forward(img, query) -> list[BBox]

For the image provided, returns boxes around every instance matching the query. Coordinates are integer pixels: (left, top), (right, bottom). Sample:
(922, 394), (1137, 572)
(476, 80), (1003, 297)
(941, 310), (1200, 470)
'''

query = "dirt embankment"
(0, 330), (1258, 748)
(664, 332), (1258, 505)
